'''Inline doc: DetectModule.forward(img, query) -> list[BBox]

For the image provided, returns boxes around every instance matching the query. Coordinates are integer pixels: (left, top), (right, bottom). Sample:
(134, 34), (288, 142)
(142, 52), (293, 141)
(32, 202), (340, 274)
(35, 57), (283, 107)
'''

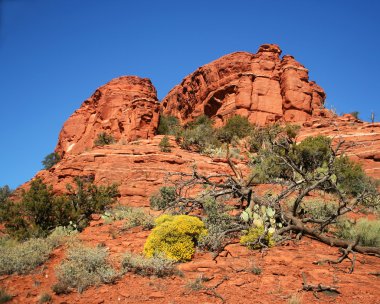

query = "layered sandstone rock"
(56, 76), (160, 157)
(34, 137), (240, 206)
(161, 44), (332, 126)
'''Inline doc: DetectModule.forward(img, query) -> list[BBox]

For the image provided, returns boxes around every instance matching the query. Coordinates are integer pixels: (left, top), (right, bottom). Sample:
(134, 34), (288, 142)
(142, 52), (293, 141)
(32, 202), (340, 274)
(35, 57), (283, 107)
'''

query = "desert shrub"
(54, 245), (117, 293)
(157, 115), (180, 135)
(0, 185), (11, 203)
(335, 218), (380, 247)
(149, 186), (176, 210)
(288, 199), (337, 221)
(122, 252), (177, 277)
(144, 214), (207, 261)
(0, 178), (118, 239)
(159, 135), (171, 152)
(102, 206), (154, 230)
(217, 115), (253, 144)
(180, 115), (219, 152)
(94, 132), (115, 146)
(42, 152), (61, 170)
(0, 226), (75, 275)
(198, 197), (235, 252)
(349, 111), (360, 119)
(240, 226), (275, 249)
(38, 293), (52, 304)
(66, 177), (119, 219)
(0, 238), (53, 275)
(0, 288), (12, 303)
(333, 155), (375, 196)
(294, 136), (332, 173)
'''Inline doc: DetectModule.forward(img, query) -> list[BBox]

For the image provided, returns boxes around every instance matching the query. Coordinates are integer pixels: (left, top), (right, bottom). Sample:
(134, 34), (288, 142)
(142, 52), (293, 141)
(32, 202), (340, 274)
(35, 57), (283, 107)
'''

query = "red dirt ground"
(1, 217), (379, 304)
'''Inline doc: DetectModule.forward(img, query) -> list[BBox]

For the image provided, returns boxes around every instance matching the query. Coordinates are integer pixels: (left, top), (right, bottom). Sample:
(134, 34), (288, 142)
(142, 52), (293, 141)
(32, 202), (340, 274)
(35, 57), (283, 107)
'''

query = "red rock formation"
(161, 44), (332, 126)
(33, 136), (241, 206)
(56, 76), (160, 157)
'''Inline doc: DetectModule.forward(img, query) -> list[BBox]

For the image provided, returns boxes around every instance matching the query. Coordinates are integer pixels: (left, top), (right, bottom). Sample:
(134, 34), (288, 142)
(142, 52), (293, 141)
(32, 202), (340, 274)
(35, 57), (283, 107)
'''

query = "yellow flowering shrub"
(240, 226), (275, 249)
(143, 215), (207, 262)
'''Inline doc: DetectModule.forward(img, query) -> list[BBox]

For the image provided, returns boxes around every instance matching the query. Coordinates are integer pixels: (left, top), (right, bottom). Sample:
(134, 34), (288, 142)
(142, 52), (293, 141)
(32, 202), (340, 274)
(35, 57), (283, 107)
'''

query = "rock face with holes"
(161, 44), (332, 126)
(55, 76), (160, 157)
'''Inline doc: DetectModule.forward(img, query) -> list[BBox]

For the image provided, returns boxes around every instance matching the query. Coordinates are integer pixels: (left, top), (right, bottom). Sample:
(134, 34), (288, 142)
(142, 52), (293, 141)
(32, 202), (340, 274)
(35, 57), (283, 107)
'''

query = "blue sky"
(1, 0), (379, 189)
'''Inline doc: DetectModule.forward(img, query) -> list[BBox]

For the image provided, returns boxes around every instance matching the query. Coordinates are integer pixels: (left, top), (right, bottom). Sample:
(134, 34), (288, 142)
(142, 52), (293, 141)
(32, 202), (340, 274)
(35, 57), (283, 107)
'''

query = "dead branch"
(301, 272), (340, 294)
(284, 213), (380, 255)
(313, 239), (359, 274)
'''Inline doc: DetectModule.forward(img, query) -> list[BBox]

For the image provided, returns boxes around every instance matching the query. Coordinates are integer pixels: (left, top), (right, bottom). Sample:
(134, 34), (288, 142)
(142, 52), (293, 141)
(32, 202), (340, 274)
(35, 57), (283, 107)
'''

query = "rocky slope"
(6, 44), (380, 304)
(162, 44), (332, 126)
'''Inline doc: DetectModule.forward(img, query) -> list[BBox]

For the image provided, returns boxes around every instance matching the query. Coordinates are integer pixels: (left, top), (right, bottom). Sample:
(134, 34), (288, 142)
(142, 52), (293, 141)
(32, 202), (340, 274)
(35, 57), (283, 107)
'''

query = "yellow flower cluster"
(144, 214), (207, 262)
(240, 226), (275, 249)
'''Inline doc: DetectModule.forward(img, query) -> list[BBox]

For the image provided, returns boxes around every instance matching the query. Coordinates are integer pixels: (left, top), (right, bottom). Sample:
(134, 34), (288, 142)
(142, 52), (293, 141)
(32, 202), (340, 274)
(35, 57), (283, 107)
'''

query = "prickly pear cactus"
(240, 204), (281, 233)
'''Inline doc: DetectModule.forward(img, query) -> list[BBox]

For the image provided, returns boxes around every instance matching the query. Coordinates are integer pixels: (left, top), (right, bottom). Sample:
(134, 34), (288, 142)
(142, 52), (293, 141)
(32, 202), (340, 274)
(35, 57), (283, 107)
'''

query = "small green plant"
(0, 288), (12, 303)
(54, 244), (117, 293)
(335, 218), (380, 247)
(122, 252), (178, 277)
(159, 135), (172, 152)
(149, 186), (176, 210)
(102, 206), (154, 230)
(38, 293), (52, 304)
(288, 199), (337, 221)
(42, 152), (61, 169)
(349, 111), (359, 119)
(186, 275), (210, 291)
(144, 214), (207, 261)
(251, 266), (262, 275)
(94, 132), (115, 146)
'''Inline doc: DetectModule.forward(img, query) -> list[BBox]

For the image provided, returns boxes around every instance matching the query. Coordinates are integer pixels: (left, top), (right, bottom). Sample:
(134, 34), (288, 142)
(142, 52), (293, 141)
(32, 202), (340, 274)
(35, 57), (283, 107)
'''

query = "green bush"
(294, 136), (332, 173)
(288, 199), (337, 221)
(198, 197), (235, 253)
(0, 178), (119, 240)
(157, 115), (180, 135)
(149, 186), (176, 210)
(38, 293), (52, 304)
(335, 218), (380, 247)
(54, 245), (117, 293)
(94, 132), (115, 146)
(333, 155), (373, 196)
(42, 152), (61, 170)
(144, 214), (207, 261)
(159, 135), (171, 152)
(180, 115), (219, 152)
(66, 177), (119, 219)
(122, 252), (177, 277)
(102, 206), (154, 230)
(0, 288), (12, 303)
(217, 115), (253, 144)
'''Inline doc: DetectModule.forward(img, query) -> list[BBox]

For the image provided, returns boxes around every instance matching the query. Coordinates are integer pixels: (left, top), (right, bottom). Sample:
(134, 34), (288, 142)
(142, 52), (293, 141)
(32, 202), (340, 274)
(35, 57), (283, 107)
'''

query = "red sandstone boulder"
(161, 44), (331, 126)
(55, 76), (160, 157)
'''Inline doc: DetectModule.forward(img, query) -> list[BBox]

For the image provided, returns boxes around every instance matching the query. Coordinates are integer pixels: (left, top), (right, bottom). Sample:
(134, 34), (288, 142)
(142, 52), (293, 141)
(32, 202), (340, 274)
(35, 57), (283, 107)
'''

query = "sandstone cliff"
(56, 76), (160, 156)
(161, 44), (332, 126)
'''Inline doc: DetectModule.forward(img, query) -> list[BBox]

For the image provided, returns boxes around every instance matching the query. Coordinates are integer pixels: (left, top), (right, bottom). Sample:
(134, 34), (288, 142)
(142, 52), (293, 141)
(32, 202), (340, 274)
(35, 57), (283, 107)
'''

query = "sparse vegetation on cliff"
(94, 132), (115, 146)
(42, 152), (61, 169)
(159, 135), (171, 152)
